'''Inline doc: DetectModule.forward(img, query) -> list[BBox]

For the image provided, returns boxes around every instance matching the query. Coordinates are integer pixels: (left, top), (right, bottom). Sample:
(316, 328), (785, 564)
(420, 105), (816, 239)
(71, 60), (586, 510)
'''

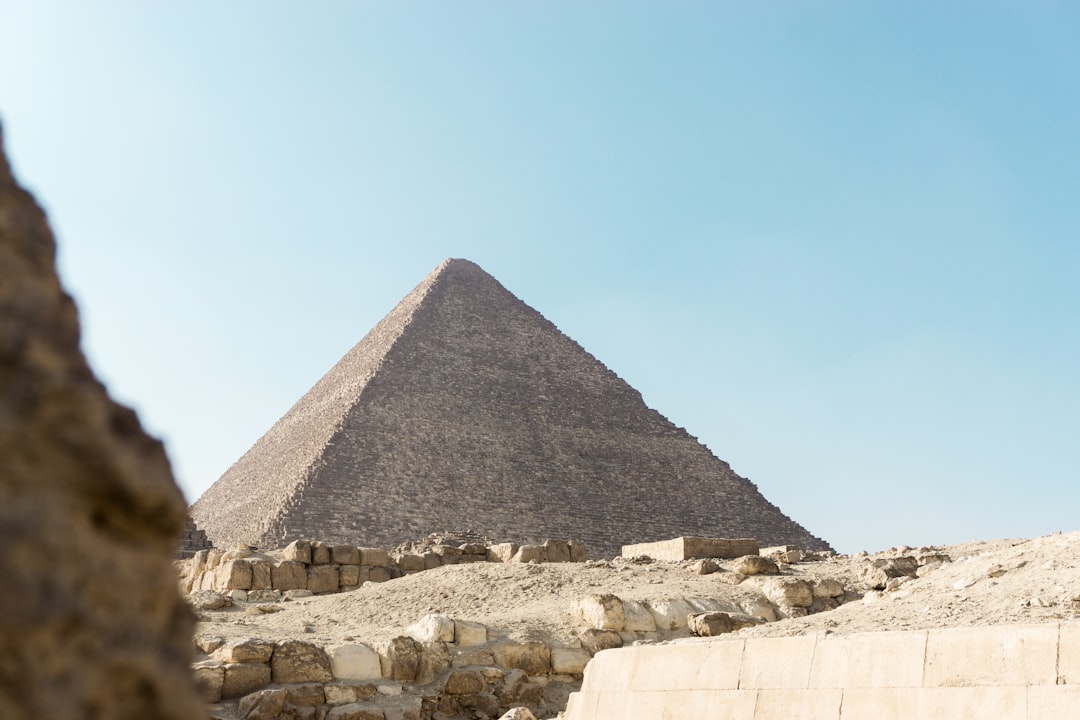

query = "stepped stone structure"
(177, 515), (214, 558)
(193, 258), (830, 557)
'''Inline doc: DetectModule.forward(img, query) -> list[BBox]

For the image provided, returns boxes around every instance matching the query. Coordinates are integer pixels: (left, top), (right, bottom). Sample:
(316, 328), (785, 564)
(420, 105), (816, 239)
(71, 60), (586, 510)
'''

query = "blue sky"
(2, 2), (1077, 553)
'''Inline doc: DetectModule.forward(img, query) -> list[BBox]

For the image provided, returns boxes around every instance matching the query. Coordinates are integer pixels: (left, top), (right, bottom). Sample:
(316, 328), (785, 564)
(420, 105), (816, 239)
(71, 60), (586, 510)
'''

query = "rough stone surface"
(272, 640), (334, 683)
(222, 663), (272, 699)
(407, 613), (455, 643)
(191, 259), (832, 557)
(0, 124), (205, 719)
(576, 593), (626, 631)
(329, 643), (383, 681)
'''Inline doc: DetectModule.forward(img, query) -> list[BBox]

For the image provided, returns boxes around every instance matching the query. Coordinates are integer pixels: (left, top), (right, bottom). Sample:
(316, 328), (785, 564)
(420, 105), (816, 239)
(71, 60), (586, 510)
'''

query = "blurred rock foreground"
(0, 123), (206, 719)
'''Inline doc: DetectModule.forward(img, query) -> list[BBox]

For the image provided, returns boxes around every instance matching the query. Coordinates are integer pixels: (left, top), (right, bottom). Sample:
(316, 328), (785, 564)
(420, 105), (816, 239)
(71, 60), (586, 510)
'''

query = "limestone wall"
(178, 538), (586, 596)
(564, 622), (1080, 719)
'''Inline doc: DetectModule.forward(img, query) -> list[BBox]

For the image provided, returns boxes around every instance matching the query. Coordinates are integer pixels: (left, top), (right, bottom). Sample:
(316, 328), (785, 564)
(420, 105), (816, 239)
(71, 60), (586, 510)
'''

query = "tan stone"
(492, 641), (552, 673)
(622, 601), (657, 632)
(368, 567), (391, 583)
(333, 545), (361, 565)
(272, 640), (333, 683)
(311, 541), (332, 565)
(341, 565), (361, 587)
(455, 620), (488, 646)
(812, 578), (845, 598)
(221, 663), (271, 699)
(759, 577), (814, 607)
(732, 555), (779, 576)
(249, 560), (272, 591)
(227, 638), (274, 663)
(407, 614), (455, 643)
(396, 554), (426, 573)
(510, 545), (545, 563)
(217, 559), (253, 590)
(329, 643), (382, 681)
(307, 564), (340, 594)
(0, 193), (210, 717)
(687, 612), (734, 636)
(543, 539), (572, 562)
(647, 599), (695, 630)
(487, 543), (519, 562)
(238, 688), (288, 720)
(578, 629), (623, 655)
(498, 707), (539, 720)
(193, 662), (224, 703)
(327, 704), (386, 720)
(417, 641), (452, 685)
(576, 594), (625, 630)
(445, 669), (486, 694)
(271, 561), (307, 591)
(569, 540), (588, 562)
(359, 548), (390, 567)
(283, 540), (312, 564)
(384, 636), (423, 682)
(686, 558), (721, 575)
(551, 646), (591, 674)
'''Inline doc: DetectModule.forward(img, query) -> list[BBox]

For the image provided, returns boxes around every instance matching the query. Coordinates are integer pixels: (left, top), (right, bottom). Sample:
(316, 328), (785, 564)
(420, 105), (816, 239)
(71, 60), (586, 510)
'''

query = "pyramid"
(192, 258), (831, 557)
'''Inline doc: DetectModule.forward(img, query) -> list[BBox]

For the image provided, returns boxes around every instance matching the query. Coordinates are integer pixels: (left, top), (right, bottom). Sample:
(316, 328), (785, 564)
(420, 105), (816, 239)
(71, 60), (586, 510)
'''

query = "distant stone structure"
(177, 515), (214, 558)
(0, 124), (204, 719)
(622, 537), (761, 562)
(193, 258), (831, 557)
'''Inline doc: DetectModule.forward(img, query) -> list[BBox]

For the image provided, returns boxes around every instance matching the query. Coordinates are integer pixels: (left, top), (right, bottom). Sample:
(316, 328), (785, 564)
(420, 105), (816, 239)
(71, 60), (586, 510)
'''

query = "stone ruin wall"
(178, 537), (588, 597)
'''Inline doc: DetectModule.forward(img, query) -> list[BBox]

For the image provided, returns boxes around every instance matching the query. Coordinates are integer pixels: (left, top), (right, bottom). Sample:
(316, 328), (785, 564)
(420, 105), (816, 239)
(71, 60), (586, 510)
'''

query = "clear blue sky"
(2, 2), (1077, 554)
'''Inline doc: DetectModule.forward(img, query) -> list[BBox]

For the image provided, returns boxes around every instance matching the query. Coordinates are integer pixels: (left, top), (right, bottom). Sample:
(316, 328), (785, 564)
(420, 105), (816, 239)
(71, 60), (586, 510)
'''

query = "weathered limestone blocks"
(565, 622), (1080, 720)
(0, 124), (204, 719)
(180, 536), (588, 597)
(622, 536), (760, 561)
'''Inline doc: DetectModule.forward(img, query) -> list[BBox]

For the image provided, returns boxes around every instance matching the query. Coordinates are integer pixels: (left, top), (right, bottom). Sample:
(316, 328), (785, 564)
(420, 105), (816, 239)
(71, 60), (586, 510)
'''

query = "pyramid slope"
(194, 259), (830, 556)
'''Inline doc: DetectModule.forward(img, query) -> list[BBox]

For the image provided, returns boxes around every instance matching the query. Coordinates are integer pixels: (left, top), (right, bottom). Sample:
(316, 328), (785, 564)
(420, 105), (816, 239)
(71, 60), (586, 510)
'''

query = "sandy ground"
(193, 530), (1080, 652)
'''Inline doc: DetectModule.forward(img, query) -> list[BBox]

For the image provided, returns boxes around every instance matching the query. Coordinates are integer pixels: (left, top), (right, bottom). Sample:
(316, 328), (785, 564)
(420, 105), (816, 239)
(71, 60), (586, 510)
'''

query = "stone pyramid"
(192, 258), (831, 557)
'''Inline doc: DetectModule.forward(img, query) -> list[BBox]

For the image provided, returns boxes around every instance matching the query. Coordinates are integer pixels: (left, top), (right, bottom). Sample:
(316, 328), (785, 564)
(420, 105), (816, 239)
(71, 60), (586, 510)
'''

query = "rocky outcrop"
(0, 124), (204, 719)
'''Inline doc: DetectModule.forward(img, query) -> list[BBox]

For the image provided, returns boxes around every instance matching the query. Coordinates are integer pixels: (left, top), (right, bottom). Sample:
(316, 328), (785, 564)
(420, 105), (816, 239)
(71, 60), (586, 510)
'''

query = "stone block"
(1028, 685), (1080, 719)
(192, 662), (224, 703)
(368, 567), (391, 583)
(221, 662), (271, 699)
(407, 614), (455, 643)
(422, 552), (442, 570)
(283, 540), (312, 564)
(622, 601), (657, 632)
(271, 560), (307, 591)
(454, 620), (488, 647)
(569, 540), (588, 562)
(576, 594), (625, 631)
(840, 686), (1027, 719)
(759, 577), (814, 608)
(341, 565), (361, 587)
(621, 537), (759, 562)
(432, 545), (462, 564)
(740, 635), (816, 689)
(543, 539), (572, 562)
(311, 541), (331, 564)
(226, 637), (275, 664)
(332, 545), (361, 565)
(329, 643), (383, 681)
(551, 646), (592, 674)
(249, 560), (272, 591)
(272, 640), (333, 684)
(923, 623), (1059, 687)
(510, 545), (545, 563)
(217, 559), (253, 590)
(238, 688), (288, 720)
(732, 555), (778, 576)
(307, 564), (340, 594)
(648, 599), (695, 631)
(384, 636), (422, 682)
(688, 612), (734, 637)
(491, 641), (552, 674)
(812, 578), (845, 598)
(1059, 622), (1080, 684)
(487, 542), (519, 562)
(578, 629), (623, 656)
(753, 688), (842, 719)
(327, 704), (386, 720)
(444, 669), (486, 695)
(809, 630), (927, 689)
(396, 554), (426, 573)
(286, 683), (327, 706)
